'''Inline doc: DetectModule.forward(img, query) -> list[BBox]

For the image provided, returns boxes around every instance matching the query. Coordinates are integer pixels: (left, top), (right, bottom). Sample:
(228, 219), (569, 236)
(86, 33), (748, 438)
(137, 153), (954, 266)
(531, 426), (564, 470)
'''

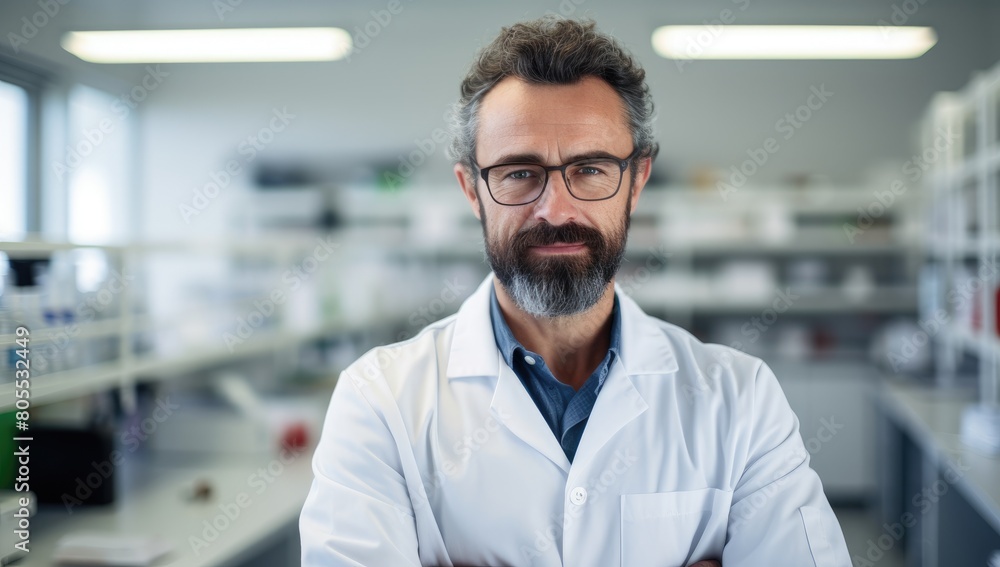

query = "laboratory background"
(1, 0), (1000, 565)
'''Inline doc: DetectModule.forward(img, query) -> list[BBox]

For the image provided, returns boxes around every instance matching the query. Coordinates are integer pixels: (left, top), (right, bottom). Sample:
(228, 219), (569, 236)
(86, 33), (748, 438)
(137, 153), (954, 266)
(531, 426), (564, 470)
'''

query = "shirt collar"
(489, 283), (622, 376)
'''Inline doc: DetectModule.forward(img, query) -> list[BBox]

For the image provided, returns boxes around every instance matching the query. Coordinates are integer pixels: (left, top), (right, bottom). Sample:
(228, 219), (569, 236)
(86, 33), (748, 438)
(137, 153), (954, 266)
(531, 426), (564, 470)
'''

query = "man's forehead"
(476, 76), (631, 158)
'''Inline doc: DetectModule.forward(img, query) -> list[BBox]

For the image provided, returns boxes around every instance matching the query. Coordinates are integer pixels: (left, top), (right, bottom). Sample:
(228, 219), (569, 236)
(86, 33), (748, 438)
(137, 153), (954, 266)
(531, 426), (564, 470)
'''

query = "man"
(301, 17), (851, 567)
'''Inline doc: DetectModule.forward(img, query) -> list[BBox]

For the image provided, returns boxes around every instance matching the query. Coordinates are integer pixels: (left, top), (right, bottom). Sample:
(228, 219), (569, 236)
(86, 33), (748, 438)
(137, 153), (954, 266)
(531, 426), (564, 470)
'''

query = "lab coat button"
(570, 487), (588, 505)
(524, 355), (536, 365)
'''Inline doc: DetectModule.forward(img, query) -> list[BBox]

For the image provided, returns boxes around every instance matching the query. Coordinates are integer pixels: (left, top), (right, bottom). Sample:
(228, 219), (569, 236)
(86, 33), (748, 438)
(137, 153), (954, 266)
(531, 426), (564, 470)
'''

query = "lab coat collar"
(446, 273), (679, 380)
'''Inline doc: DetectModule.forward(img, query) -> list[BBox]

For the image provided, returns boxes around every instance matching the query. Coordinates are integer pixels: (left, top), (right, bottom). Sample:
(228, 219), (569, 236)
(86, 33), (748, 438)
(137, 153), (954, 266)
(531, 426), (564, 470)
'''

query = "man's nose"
(531, 170), (579, 225)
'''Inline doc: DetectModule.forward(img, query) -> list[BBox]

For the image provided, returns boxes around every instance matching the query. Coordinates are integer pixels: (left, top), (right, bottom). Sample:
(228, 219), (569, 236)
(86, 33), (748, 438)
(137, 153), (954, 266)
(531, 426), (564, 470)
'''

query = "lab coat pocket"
(621, 488), (732, 567)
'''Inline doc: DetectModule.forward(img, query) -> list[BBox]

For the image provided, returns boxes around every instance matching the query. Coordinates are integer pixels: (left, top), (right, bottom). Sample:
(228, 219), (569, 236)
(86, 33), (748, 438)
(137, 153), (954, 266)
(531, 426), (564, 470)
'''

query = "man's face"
(455, 75), (650, 318)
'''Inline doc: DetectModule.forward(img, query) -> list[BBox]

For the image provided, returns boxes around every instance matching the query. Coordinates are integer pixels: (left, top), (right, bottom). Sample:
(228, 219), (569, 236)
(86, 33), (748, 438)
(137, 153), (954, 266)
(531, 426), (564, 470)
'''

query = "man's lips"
(529, 242), (588, 253)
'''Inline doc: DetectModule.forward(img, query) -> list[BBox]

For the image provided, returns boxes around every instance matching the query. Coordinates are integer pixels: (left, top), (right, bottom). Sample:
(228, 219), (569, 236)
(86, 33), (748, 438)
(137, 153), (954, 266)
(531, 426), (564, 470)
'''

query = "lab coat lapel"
(446, 274), (500, 379)
(447, 274), (571, 473)
(490, 352), (572, 473)
(572, 361), (648, 466)
(573, 285), (680, 465)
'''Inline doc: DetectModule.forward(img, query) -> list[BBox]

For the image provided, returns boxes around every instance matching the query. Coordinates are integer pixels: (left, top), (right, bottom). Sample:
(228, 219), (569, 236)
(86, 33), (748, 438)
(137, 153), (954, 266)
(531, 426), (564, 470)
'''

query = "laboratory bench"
(13, 449), (313, 567)
(877, 380), (1000, 566)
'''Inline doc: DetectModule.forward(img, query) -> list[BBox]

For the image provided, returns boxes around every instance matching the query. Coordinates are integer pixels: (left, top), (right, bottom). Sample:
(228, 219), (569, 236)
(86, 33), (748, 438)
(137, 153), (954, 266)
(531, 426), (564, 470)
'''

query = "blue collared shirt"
(489, 285), (621, 462)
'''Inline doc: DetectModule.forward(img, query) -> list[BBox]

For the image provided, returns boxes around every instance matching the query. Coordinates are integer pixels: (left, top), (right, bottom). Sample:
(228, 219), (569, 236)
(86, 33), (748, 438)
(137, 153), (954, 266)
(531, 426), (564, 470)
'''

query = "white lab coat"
(300, 274), (851, 566)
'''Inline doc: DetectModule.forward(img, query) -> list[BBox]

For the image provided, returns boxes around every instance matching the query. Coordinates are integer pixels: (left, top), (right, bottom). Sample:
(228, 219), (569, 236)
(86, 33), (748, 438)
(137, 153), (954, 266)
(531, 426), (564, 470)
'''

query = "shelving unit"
(876, 56), (1000, 567)
(0, 232), (468, 413)
(919, 58), (1000, 407)
(620, 187), (921, 362)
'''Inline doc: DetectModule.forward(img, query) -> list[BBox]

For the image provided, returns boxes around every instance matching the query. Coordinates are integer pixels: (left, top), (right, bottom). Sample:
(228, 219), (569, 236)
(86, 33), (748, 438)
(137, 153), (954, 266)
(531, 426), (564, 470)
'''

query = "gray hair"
(447, 17), (658, 175)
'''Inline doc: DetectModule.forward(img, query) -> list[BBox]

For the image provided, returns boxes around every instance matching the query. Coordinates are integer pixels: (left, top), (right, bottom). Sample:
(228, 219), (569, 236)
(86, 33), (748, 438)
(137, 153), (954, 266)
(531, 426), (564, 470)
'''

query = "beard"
(481, 197), (631, 318)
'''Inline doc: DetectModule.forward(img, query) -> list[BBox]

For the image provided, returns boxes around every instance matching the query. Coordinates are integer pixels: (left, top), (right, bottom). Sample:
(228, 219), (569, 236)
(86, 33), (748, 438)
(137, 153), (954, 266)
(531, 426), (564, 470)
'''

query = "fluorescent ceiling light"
(652, 25), (936, 60)
(61, 28), (353, 63)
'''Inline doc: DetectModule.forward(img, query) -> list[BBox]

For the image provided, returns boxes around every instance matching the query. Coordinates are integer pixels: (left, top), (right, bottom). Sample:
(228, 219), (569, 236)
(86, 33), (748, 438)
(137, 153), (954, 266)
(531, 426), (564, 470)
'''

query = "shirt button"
(570, 487), (588, 506)
(524, 355), (536, 365)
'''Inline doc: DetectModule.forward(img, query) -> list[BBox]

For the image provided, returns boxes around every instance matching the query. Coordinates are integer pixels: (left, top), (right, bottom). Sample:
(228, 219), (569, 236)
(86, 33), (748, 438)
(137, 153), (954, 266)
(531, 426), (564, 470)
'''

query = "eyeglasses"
(473, 148), (640, 206)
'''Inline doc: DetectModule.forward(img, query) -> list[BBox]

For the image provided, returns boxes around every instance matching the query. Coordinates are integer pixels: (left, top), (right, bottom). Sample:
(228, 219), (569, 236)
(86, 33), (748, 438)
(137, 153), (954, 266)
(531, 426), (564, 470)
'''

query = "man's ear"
(629, 156), (653, 215)
(454, 163), (482, 221)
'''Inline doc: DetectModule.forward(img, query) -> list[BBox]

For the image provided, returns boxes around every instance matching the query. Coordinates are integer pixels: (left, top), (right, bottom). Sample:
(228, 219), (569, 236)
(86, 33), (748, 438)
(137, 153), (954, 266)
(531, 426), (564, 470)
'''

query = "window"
(66, 84), (131, 244)
(0, 79), (28, 240)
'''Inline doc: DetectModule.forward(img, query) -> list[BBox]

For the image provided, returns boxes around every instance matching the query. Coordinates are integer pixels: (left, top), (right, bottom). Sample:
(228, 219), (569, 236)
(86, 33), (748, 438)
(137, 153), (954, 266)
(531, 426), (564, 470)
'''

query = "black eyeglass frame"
(472, 147), (642, 206)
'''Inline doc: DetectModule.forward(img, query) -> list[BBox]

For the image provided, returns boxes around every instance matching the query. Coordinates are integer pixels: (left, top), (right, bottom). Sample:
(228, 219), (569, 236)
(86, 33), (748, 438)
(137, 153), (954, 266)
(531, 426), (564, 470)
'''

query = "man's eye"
(508, 169), (536, 180)
(575, 165), (608, 176)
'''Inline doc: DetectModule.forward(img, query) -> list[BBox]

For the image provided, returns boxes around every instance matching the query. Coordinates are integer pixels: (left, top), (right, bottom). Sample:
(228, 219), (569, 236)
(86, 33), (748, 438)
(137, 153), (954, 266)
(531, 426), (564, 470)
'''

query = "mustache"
(512, 222), (605, 249)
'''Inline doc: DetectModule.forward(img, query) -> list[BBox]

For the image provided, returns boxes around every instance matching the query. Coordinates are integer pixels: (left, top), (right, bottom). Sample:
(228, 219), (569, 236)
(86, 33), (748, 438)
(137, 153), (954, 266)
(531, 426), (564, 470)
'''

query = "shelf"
(0, 317), (139, 347)
(0, 239), (128, 256)
(650, 240), (914, 256)
(0, 359), (125, 411)
(925, 239), (981, 259)
(632, 286), (917, 314)
(645, 186), (918, 214)
(129, 321), (362, 378)
(0, 319), (381, 412)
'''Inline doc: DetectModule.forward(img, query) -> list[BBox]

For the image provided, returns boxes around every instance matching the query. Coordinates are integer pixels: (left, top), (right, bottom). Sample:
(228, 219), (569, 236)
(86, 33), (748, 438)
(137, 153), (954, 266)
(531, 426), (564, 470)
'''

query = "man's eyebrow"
(487, 150), (624, 165)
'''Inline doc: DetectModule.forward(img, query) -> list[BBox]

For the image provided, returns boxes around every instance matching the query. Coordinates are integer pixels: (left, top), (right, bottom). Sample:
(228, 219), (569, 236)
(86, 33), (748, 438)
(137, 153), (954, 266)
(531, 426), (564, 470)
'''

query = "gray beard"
(501, 262), (614, 318)
(478, 188), (631, 318)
